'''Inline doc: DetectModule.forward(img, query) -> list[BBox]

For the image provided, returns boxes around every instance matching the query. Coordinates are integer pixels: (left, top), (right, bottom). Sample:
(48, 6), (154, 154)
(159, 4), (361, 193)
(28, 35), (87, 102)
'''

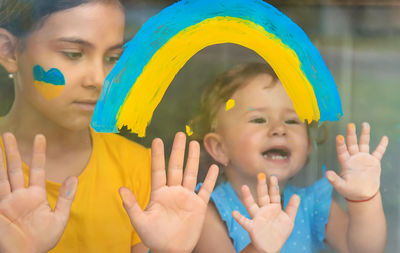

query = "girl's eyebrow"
(55, 37), (124, 51)
(56, 37), (94, 48)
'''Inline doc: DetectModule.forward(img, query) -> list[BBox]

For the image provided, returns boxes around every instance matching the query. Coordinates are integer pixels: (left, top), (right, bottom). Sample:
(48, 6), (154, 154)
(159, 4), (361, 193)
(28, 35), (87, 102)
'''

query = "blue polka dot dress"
(199, 176), (333, 252)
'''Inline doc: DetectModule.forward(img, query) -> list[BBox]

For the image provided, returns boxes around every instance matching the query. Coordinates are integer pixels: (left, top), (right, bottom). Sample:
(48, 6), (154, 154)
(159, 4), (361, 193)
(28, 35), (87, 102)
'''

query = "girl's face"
(214, 74), (311, 182)
(14, 2), (125, 130)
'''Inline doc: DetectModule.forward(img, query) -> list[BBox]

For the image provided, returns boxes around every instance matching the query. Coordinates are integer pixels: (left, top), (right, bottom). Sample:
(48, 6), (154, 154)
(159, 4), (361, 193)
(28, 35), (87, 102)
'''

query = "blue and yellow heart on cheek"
(33, 65), (66, 100)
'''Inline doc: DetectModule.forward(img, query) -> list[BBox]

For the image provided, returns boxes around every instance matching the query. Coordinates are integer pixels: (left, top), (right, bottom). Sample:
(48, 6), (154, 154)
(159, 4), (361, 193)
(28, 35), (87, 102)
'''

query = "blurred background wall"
(1, 0), (399, 251)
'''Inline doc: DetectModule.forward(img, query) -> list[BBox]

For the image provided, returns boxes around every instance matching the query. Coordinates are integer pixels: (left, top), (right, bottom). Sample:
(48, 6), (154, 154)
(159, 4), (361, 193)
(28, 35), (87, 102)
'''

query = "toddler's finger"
(3, 133), (25, 191)
(232, 210), (253, 232)
(358, 122), (370, 153)
(257, 172), (269, 207)
(241, 185), (258, 217)
(29, 134), (46, 189)
(372, 136), (389, 161)
(198, 164), (219, 204)
(346, 123), (359, 155)
(167, 132), (186, 186)
(326, 170), (347, 196)
(285, 194), (300, 221)
(182, 141), (200, 191)
(269, 176), (280, 204)
(54, 176), (78, 224)
(119, 187), (146, 228)
(151, 138), (166, 192)
(0, 142), (11, 200)
(336, 135), (350, 167)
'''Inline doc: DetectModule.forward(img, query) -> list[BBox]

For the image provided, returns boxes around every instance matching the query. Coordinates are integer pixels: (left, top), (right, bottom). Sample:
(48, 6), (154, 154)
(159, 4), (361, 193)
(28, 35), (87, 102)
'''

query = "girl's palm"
(119, 132), (219, 253)
(0, 133), (77, 253)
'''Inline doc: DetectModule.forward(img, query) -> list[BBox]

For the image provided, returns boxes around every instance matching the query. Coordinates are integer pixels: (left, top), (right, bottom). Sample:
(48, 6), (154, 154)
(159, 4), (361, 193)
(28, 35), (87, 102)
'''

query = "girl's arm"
(325, 123), (388, 253)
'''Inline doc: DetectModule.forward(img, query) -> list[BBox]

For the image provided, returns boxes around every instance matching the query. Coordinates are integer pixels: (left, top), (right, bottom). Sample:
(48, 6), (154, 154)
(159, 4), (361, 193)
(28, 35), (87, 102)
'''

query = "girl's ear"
(0, 28), (18, 73)
(203, 132), (229, 166)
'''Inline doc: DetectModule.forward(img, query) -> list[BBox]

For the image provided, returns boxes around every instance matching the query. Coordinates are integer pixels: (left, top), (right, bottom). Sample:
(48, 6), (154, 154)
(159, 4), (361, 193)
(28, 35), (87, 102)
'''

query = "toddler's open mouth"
(262, 148), (290, 160)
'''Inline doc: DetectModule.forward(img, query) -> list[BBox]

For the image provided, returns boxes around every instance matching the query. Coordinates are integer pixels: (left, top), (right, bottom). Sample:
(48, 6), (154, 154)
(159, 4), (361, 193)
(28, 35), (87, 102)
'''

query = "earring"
(8, 73), (14, 79)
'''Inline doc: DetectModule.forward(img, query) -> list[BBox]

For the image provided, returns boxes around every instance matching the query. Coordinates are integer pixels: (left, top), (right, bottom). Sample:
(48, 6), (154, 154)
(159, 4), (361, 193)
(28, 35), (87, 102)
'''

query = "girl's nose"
(82, 60), (105, 89)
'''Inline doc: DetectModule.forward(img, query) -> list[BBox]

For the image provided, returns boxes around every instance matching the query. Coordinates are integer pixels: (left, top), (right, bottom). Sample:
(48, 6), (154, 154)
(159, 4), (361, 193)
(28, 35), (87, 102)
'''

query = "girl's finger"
(54, 176), (78, 224)
(372, 136), (389, 161)
(358, 122), (370, 153)
(346, 123), (359, 155)
(3, 133), (25, 191)
(241, 185), (258, 217)
(232, 210), (253, 232)
(0, 142), (11, 200)
(197, 164), (219, 204)
(336, 135), (350, 168)
(29, 135), (47, 189)
(182, 141), (200, 191)
(119, 187), (147, 229)
(269, 176), (281, 204)
(167, 132), (186, 186)
(285, 194), (300, 221)
(257, 172), (269, 207)
(151, 138), (166, 192)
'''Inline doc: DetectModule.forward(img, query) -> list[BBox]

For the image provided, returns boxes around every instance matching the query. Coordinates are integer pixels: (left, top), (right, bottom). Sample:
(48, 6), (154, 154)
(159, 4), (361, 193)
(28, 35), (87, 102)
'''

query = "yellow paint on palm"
(116, 17), (320, 136)
(34, 81), (65, 100)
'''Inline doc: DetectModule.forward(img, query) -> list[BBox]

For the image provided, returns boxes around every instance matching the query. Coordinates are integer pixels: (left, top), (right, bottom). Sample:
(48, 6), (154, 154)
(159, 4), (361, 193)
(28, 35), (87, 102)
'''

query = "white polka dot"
(293, 242), (297, 246)
(301, 219), (305, 223)
(306, 235), (310, 239)
(297, 230), (301, 234)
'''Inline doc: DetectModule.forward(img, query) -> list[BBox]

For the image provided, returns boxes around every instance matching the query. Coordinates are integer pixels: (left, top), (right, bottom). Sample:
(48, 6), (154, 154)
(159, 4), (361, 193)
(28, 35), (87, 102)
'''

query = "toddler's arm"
(0, 133), (77, 253)
(120, 132), (219, 253)
(326, 123), (388, 253)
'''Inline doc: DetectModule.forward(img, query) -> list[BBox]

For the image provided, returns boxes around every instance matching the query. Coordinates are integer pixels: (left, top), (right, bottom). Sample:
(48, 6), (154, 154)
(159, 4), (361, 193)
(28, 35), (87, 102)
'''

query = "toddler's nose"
(268, 122), (287, 137)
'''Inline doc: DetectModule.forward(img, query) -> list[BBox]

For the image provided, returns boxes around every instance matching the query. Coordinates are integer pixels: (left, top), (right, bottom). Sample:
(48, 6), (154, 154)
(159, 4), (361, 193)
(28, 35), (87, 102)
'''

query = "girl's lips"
(73, 101), (97, 112)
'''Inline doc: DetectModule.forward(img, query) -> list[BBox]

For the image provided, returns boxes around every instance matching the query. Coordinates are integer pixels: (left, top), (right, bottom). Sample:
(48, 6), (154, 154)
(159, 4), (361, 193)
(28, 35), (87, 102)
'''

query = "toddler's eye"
(250, 118), (267, 124)
(285, 119), (299, 124)
(63, 52), (82, 60)
(105, 55), (121, 65)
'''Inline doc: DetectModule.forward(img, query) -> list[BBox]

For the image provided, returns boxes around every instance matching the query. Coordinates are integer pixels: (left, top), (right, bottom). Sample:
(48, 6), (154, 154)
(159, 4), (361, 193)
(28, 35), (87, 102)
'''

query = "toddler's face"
(215, 74), (311, 182)
(14, 2), (125, 130)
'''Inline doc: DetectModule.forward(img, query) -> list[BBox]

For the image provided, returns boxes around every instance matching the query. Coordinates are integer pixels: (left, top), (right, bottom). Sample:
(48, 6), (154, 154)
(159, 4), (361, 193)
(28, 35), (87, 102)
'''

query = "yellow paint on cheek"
(34, 81), (64, 100)
(116, 17), (319, 137)
(225, 99), (235, 111)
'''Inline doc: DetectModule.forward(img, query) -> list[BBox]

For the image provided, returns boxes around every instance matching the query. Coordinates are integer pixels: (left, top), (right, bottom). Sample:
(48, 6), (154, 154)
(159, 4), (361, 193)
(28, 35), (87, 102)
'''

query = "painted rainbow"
(91, 0), (343, 136)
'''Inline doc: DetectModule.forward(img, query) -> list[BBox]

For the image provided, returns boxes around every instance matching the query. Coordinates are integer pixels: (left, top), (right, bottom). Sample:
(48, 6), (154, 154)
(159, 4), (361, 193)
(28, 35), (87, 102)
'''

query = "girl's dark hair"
(0, 0), (122, 38)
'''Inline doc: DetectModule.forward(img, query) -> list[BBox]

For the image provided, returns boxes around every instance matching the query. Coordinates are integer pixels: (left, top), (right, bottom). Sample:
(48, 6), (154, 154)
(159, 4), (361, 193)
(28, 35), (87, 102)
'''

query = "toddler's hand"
(119, 132), (219, 253)
(327, 122), (388, 201)
(232, 174), (300, 253)
(0, 133), (77, 253)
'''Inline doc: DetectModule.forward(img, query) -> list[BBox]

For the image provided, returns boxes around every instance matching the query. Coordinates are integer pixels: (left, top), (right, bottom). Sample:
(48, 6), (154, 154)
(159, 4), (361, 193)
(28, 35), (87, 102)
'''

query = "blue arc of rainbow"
(91, 0), (343, 136)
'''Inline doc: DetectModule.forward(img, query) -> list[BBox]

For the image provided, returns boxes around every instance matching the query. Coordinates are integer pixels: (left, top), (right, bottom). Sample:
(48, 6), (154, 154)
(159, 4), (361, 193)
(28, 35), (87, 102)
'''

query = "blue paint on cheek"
(33, 65), (65, 86)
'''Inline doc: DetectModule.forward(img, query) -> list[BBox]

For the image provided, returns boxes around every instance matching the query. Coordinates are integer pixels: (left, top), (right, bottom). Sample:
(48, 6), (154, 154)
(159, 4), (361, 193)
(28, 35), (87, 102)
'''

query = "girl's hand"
(0, 133), (77, 253)
(119, 132), (219, 253)
(327, 122), (388, 201)
(232, 174), (300, 253)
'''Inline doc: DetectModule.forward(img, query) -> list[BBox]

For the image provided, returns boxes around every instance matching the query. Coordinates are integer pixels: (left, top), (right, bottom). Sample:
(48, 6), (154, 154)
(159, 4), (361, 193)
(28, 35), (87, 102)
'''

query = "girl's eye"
(105, 55), (121, 65)
(63, 52), (82, 60)
(250, 118), (267, 124)
(285, 119), (299, 124)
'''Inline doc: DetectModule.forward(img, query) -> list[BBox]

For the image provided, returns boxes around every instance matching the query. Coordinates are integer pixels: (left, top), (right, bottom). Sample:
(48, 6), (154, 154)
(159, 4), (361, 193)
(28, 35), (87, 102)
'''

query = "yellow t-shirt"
(1, 131), (151, 252)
